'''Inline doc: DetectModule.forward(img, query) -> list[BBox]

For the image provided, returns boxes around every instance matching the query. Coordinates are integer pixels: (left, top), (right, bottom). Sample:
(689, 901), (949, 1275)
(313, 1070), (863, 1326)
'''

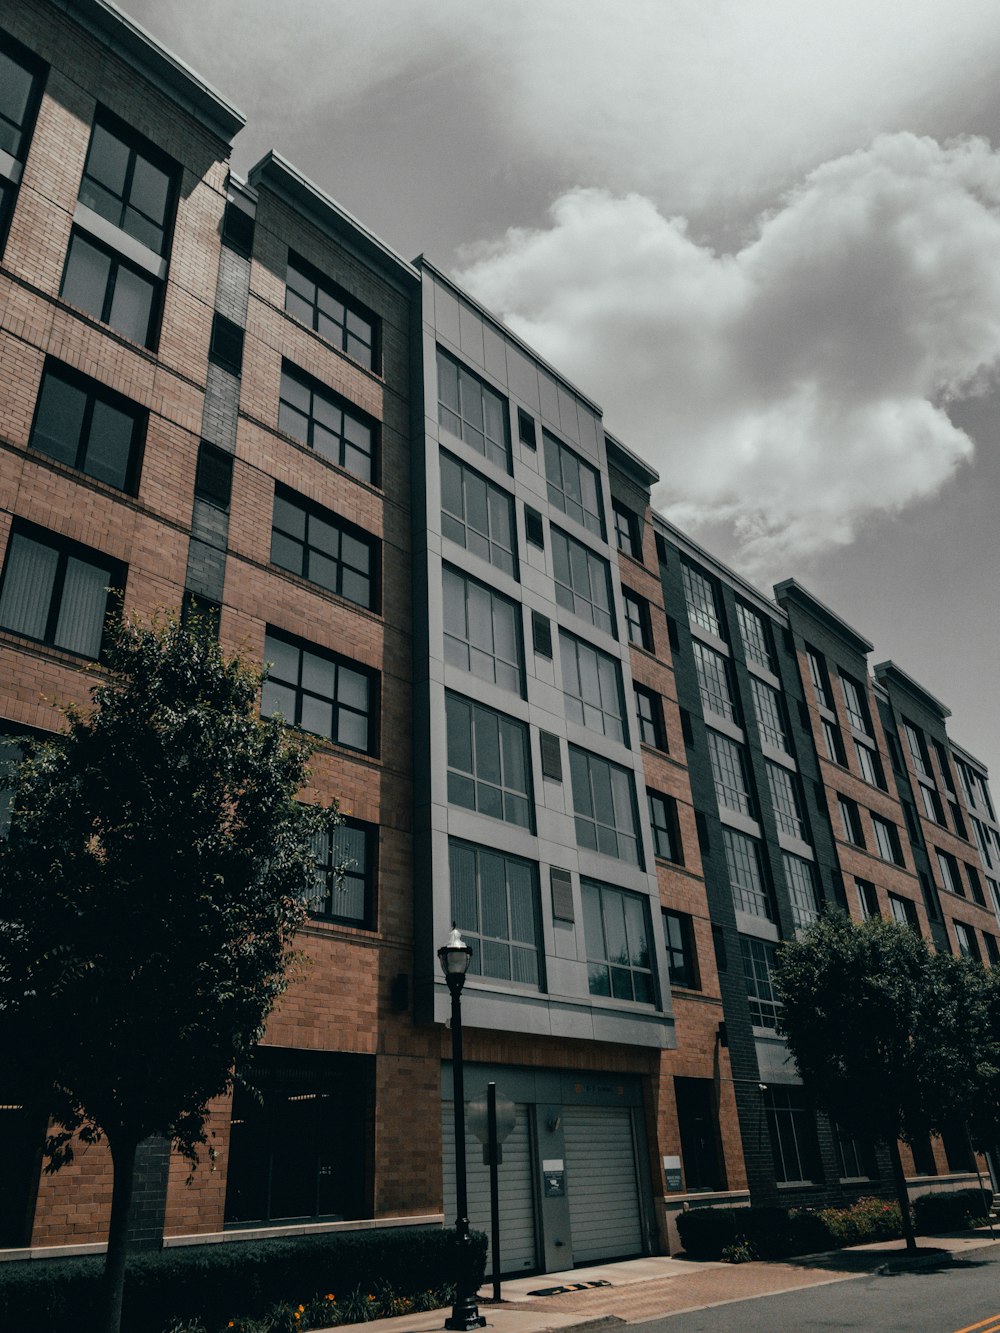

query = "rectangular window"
(445, 692), (533, 830)
(634, 685), (664, 749)
(919, 782), (945, 825)
(29, 360), (144, 492)
(440, 452), (516, 577)
(663, 909), (699, 989)
(964, 862), (986, 906)
(767, 762), (805, 839)
(750, 676), (787, 751)
(308, 819), (376, 926)
(989, 877), (1000, 915)
(449, 839), (542, 987)
(648, 790), (683, 863)
(872, 815), (904, 866)
(972, 816), (994, 868)
(805, 647), (834, 710)
(984, 933), (1000, 967)
(936, 848), (964, 896)
(524, 505), (544, 548)
(783, 852), (819, 929)
(195, 442), (233, 509)
(693, 640), (736, 721)
(543, 430), (603, 537)
(903, 721), (932, 780)
(933, 738), (957, 794)
(285, 252), (377, 371)
(582, 879), (654, 1002)
(437, 348), (509, 471)
(531, 611), (552, 659)
(889, 893), (920, 931)
(840, 673), (871, 735)
(707, 730), (753, 817)
(736, 601), (775, 672)
(0, 522), (123, 659)
(569, 745), (642, 865)
(950, 800), (968, 840)
(681, 562), (721, 637)
(79, 113), (175, 255)
(60, 229), (161, 347)
(0, 34), (43, 255)
(623, 589), (652, 650)
(539, 730), (562, 781)
(822, 718), (847, 765)
(765, 1087), (822, 1184)
(724, 828), (771, 918)
(517, 407), (536, 449)
(613, 501), (640, 560)
(278, 365), (375, 484)
(833, 1122), (877, 1181)
(740, 936), (781, 1029)
(209, 312), (244, 376)
(954, 921), (981, 962)
(855, 740), (886, 790)
(551, 527), (614, 635)
(838, 796), (865, 847)
(271, 484), (377, 610)
(856, 878), (880, 919)
(443, 566), (523, 695)
(261, 629), (376, 754)
(221, 199), (255, 257)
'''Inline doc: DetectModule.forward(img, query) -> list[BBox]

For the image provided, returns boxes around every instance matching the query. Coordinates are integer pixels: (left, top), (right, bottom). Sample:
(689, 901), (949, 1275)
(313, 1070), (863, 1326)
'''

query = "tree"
(774, 912), (991, 1252)
(0, 613), (337, 1333)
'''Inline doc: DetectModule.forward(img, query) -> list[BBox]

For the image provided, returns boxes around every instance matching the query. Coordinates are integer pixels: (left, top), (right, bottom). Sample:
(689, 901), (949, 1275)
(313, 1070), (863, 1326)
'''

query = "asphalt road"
(629, 1243), (1000, 1332)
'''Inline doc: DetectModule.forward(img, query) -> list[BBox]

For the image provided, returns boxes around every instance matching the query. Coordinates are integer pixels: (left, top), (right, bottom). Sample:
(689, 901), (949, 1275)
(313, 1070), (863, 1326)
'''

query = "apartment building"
(1, 0), (997, 1272)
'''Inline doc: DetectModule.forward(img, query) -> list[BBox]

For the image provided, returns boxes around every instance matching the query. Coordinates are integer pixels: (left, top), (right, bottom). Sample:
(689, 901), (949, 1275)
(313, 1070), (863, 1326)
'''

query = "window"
(560, 626), (624, 741)
(524, 506), (544, 548)
(736, 602), (775, 672)
(693, 640), (736, 720)
(838, 796), (864, 847)
(445, 693), (533, 829)
(766, 763), (805, 839)
(840, 673), (871, 735)
(872, 815), (904, 866)
(663, 910), (699, 989)
(855, 740), (886, 790)
(308, 819), (376, 926)
(764, 1087), (822, 1184)
(954, 921), (981, 962)
(181, 590), (220, 638)
(568, 746), (642, 865)
(989, 877), (1000, 915)
(79, 113), (175, 255)
(29, 361), (144, 492)
(972, 817), (994, 869)
(61, 230), (161, 346)
(613, 501), (640, 560)
(543, 431), (603, 536)
(856, 878), (880, 919)
(0, 522), (122, 658)
(950, 800), (968, 840)
(285, 253), (377, 370)
(936, 848), (964, 896)
(531, 611), (552, 659)
(209, 312), (244, 376)
(805, 647), (834, 710)
(707, 730), (753, 817)
(261, 630), (375, 754)
(437, 348), (509, 471)
(443, 566), (523, 694)
(623, 589), (652, 650)
(195, 442), (233, 509)
(648, 791), (683, 863)
(903, 721), (931, 780)
(984, 933), (1000, 967)
(740, 936), (780, 1029)
(0, 728), (31, 836)
(919, 783), (945, 825)
(539, 730), (562, 781)
(278, 365), (375, 484)
(889, 893), (920, 931)
(0, 35), (43, 254)
(724, 829), (771, 918)
(750, 676), (787, 751)
(440, 452), (516, 577)
(516, 407), (536, 449)
(271, 486), (376, 611)
(551, 527), (614, 634)
(832, 1122), (877, 1181)
(449, 839), (541, 986)
(783, 852), (819, 929)
(681, 562), (721, 637)
(634, 685), (664, 749)
(933, 738), (957, 794)
(582, 880), (655, 1002)
(822, 719), (847, 765)
(221, 199), (254, 257)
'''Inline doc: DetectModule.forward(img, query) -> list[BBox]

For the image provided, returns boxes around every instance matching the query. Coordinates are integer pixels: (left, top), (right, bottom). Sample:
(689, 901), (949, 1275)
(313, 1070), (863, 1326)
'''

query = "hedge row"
(0, 1226), (488, 1333)
(913, 1188), (991, 1234)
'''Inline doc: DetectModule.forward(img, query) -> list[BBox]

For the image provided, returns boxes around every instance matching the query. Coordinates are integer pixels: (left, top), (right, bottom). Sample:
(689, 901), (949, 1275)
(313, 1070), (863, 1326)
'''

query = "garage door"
(442, 1104), (537, 1276)
(563, 1105), (643, 1264)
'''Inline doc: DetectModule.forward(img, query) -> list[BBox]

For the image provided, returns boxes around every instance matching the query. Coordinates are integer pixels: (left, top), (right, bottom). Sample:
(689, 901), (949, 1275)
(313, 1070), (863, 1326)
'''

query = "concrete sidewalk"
(319, 1228), (1000, 1333)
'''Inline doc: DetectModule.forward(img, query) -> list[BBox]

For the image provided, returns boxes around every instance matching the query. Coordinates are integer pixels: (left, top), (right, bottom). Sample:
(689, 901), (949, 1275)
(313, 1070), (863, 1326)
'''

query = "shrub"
(677, 1196), (906, 1261)
(676, 1206), (742, 1259)
(914, 1188), (990, 1235)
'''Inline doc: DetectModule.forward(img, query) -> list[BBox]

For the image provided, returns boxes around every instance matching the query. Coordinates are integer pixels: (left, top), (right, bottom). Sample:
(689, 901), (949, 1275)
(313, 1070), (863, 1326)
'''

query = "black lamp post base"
(445, 1299), (487, 1330)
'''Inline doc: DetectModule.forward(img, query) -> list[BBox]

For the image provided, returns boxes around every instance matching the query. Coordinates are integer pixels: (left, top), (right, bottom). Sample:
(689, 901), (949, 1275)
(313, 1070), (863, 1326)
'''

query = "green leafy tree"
(0, 613), (337, 1333)
(774, 912), (990, 1251)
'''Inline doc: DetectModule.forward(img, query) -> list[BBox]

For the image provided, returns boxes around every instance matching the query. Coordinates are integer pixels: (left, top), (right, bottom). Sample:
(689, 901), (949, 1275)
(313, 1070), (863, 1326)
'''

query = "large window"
(582, 879), (655, 1003)
(279, 365), (375, 484)
(919, 782), (945, 825)
(440, 452), (515, 577)
(693, 640), (736, 720)
(0, 522), (122, 659)
(648, 790), (683, 863)
(270, 485), (377, 610)
(840, 673), (871, 735)
(285, 253), (377, 370)
(449, 839), (541, 986)
(855, 740), (886, 790)
(766, 762), (805, 840)
(559, 630), (626, 743)
(889, 893), (920, 931)
(740, 936), (780, 1030)
(551, 527), (613, 635)
(308, 819), (376, 927)
(832, 1122), (878, 1181)
(838, 796), (865, 847)
(437, 348), (509, 471)
(79, 113), (175, 255)
(707, 730), (753, 817)
(663, 910), (699, 990)
(0, 35), (44, 250)
(60, 229), (161, 347)
(822, 719), (846, 765)
(805, 647), (834, 710)
(543, 431), (603, 537)
(442, 566), (523, 694)
(261, 630), (375, 754)
(736, 602), (774, 672)
(765, 1087), (822, 1184)
(750, 676), (787, 751)
(872, 815), (904, 866)
(446, 693), (532, 829)
(568, 746), (642, 865)
(936, 848), (964, 896)
(724, 829), (771, 918)
(954, 921), (981, 962)
(783, 852), (819, 929)
(681, 562), (721, 637)
(29, 361), (144, 492)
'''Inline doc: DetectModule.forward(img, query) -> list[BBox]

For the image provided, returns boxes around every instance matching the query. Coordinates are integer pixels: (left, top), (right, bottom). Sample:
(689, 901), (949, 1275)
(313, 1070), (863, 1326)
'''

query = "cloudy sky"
(128, 0), (1000, 776)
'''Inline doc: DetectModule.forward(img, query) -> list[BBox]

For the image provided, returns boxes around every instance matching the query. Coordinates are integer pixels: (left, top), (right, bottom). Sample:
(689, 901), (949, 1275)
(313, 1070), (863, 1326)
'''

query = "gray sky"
(128, 0), (1000, 776)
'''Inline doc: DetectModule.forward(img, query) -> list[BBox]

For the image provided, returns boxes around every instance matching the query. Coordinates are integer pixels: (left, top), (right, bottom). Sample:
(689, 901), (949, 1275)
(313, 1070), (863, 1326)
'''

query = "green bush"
(914, 1188), (990, 1235)
(0, 1226), (487, 1333)
(677, 1196), (906, 1261)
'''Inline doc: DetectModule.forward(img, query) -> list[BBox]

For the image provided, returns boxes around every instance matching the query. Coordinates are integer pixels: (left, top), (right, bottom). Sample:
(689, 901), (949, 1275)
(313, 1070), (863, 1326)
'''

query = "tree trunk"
(103, 1135), (138, 1333)
(888, 1138), (917, 1253)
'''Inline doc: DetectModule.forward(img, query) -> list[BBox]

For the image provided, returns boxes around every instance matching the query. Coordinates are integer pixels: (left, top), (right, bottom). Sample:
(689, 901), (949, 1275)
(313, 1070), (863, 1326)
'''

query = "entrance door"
(562, 1104), (643, 1264)
(675, 1077), (724, 1192)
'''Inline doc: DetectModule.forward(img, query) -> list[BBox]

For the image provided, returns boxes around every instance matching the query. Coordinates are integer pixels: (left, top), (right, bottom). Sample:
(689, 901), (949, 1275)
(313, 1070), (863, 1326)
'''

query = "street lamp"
(438, 926), (486, 1331)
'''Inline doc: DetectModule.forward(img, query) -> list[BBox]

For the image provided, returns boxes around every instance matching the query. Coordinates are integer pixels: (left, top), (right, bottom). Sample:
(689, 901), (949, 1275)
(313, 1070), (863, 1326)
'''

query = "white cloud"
(457, 134), (1000, 570)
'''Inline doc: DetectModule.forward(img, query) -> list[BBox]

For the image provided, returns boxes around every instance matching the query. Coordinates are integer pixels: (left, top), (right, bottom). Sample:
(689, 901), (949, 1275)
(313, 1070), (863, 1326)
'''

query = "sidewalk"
(325, 1228), (1000, 1333)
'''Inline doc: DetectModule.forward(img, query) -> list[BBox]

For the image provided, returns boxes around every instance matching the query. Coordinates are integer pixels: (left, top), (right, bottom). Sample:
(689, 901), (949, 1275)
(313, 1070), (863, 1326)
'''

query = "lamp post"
(439, 927), (486, 1331)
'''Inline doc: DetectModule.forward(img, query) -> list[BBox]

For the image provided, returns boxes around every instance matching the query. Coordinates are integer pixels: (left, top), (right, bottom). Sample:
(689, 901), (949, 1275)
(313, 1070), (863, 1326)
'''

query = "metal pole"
(966, 1124), (996, 1241)
(488, 1082), (501, 1303)
(445, 979), (485, 1331)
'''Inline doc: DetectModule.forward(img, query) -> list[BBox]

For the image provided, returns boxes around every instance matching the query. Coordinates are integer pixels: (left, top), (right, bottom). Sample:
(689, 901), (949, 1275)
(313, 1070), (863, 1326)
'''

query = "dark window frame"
(568, 744), (643, 867)
(648, 789), (683, 864)
(440, 450), (517, 578)
(436, 347), (510, 472)
(29, 358), (145, 494)
(308, 817), (378, 929)
(285, 250), (379, 373)
(261, 627), (378, 756)
(613, 500), (641, 560)
(271, 483), (379, 612)
(60, 227), (163, 349)
(623, 588), (653, 651)
(543, 429), (604, 538)
(663, 909), (699, 990)
(582, 878), (656, 1004)
(278, 362), (378, 486)
(442, 564), (524, 696)
(445, 691), (534, 831)
(78, 108), (178, 258)
(449, 836), (543, 988)
(634, 684), (665, 750)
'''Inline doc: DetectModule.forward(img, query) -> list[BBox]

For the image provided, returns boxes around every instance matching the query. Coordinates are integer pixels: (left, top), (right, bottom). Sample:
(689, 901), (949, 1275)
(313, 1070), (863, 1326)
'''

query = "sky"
(126, 0), (1000, 776)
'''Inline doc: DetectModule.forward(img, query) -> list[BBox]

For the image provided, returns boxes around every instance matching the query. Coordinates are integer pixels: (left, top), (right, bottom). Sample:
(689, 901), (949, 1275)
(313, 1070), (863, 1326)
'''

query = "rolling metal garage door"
(442, 1104), (538, 1277)
(563, 1105), (643, 1264)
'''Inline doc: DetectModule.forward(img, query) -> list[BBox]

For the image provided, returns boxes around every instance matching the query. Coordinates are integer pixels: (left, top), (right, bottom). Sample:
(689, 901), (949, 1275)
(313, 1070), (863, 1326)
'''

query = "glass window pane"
(108, 263), (155, 344)
(61, 234), (112, 319)
(32, 373), (86, 468)
(86, 399), (134, 489)
(0, 533), (57, 639)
